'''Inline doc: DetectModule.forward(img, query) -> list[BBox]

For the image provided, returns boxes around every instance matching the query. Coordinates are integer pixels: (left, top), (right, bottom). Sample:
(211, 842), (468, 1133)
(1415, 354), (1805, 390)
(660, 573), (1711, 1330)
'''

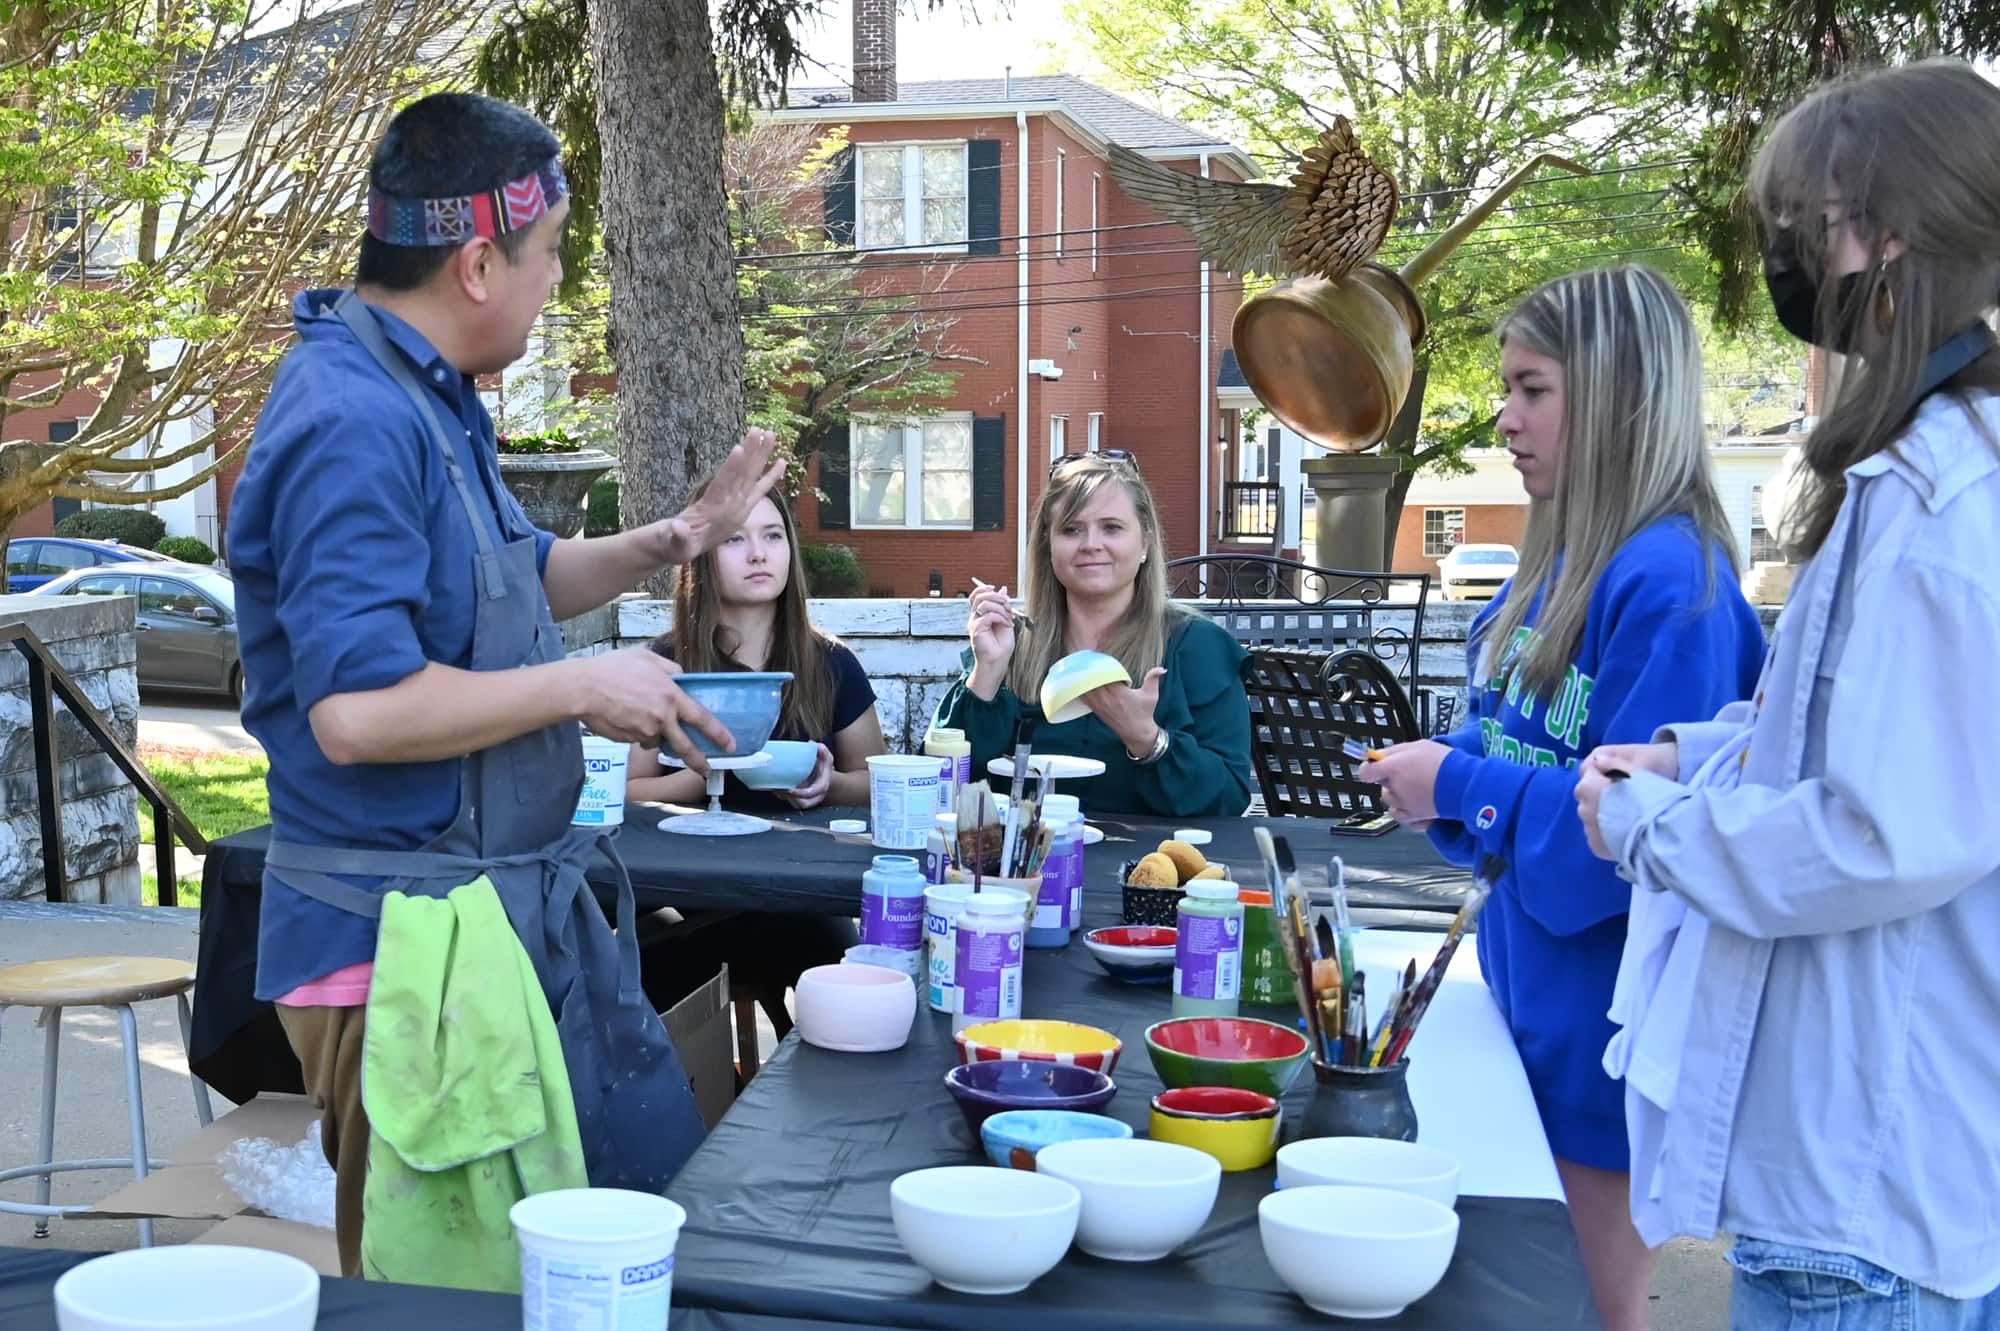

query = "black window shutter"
(824, 148), (855, 248)
(818, 422), (851, 529)
(968, 140), (1002, 256)
(48, 420), (78, 443)
(972, 414), (1005, 529)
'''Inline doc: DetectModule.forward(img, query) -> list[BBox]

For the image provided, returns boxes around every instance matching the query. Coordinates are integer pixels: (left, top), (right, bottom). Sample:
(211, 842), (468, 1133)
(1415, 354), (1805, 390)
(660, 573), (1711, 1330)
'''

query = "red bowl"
(1147, 1016), (1309, 1061)
(1086, 926), (1178, 949)
(1152, 1087), (1279, 1121)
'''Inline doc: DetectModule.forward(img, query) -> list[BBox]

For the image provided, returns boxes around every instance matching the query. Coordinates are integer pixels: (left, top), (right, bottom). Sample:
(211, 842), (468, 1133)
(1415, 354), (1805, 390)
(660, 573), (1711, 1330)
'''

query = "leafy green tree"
(0, 0), (465, 545)
(1466, 0), (2000, 325)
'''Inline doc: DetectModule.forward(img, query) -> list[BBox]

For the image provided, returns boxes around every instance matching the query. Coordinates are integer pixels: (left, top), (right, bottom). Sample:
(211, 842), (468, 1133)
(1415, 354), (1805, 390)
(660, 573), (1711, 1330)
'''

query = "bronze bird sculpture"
(1110, 121), (1586, 452)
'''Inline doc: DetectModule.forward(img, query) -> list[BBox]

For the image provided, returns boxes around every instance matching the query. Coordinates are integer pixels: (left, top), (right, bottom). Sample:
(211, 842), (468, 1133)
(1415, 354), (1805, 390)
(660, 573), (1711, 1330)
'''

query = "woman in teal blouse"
(933, 453), (1253, 818)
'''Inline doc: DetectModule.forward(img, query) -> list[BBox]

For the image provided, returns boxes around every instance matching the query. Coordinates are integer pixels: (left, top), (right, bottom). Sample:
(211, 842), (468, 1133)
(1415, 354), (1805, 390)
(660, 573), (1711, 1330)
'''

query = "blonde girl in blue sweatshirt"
(1362, 265), (1767, 1331)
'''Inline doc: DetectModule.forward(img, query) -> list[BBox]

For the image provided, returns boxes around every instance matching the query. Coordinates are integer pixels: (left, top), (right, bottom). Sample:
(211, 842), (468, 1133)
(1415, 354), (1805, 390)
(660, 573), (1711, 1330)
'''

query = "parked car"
(1436, 543), (1519, 602)
(29, 562), (243, 699)
(5, 536), (170, 593)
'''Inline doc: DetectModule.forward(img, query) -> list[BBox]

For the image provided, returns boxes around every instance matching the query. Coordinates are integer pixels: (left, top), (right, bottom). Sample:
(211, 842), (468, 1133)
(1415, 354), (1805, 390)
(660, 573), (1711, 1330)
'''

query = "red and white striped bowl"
(955, 1019), (1123, 1076)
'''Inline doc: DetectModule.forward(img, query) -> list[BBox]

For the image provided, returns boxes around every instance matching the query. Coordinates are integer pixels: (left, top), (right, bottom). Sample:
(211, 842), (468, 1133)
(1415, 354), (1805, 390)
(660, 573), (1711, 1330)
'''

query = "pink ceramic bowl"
(795, 963), (917, 1053)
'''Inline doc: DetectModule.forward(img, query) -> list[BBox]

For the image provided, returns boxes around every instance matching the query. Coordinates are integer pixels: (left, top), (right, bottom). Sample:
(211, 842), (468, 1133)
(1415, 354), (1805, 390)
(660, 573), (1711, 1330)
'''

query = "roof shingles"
(788, 74), (1241, 155)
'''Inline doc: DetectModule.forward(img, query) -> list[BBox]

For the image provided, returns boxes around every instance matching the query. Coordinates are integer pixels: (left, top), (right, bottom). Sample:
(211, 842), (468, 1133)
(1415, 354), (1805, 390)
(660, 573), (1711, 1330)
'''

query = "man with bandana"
(228, 93), (780, 1276)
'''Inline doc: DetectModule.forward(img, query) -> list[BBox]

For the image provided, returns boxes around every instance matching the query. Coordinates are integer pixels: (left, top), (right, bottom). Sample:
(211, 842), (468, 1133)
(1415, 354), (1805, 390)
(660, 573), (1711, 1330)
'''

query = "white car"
(1436, 543), (1518, 601)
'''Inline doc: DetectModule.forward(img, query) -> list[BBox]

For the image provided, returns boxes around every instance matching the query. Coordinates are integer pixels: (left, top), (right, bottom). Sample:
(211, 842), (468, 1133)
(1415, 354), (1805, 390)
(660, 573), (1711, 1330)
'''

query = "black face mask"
(1763, 226), (1868, 352)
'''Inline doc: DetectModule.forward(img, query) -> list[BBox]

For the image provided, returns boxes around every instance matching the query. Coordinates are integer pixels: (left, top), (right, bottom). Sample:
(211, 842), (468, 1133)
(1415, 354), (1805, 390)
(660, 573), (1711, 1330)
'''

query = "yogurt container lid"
(964, 891), (1025, 915)
(1187, 882), (1240, 902)
(1172, 828), (1214, 846)
(829, 819), (868, 835)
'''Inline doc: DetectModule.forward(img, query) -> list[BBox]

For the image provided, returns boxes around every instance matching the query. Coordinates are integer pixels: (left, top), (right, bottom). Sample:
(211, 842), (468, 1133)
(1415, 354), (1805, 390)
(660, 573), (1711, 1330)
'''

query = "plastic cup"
(868, 755), (940, 850)
(512, 1188), (687, 1331)
(573, 734), (629, 827)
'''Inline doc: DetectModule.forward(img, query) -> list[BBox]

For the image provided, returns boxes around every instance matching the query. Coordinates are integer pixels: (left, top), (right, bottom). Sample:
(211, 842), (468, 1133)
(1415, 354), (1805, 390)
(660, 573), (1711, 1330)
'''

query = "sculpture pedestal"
(1302, 454), (1402, 571)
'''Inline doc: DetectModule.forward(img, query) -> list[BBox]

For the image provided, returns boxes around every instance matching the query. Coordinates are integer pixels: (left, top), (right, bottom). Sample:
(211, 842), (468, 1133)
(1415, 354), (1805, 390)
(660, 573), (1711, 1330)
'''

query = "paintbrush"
(1343, 972), (1367, 1066)
(1382, 880), (1494, 1065)
(1277, 836), (1341, 1063)
(999, 718), (1036, 874)
(1258, 828), (1327, 1058)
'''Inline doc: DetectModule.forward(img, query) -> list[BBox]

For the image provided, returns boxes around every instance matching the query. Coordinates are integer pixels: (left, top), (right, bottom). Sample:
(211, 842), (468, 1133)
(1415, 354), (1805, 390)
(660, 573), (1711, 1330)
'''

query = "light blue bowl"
(734, 739), (819, 790)
(979, 1108), (1135, 1170)
(673, 672), (792, 757)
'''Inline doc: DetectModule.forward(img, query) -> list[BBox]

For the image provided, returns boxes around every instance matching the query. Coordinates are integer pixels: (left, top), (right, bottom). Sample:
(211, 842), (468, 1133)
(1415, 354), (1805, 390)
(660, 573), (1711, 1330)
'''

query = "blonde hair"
(1006, 457), (1185, 698)
(1480, 265), (1737, 699)
(1749, 59), (2000, 558)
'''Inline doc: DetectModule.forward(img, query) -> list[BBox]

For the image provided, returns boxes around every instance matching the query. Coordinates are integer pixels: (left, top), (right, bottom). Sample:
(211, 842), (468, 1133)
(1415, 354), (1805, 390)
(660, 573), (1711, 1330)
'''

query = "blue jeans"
(1730, 1238), (2000, 1331)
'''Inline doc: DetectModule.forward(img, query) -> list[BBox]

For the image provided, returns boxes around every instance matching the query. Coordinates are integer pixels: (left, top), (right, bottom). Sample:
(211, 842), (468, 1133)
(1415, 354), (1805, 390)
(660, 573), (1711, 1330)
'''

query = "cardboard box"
(77, 970), (739, 1272)
(662, 962), (737, 1132)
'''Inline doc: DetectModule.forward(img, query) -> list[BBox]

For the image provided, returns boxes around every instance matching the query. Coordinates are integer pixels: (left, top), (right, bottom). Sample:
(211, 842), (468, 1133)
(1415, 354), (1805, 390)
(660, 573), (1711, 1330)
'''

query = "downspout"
(1198, 150), (1212, 558)
(1017, 110), (1031, 583)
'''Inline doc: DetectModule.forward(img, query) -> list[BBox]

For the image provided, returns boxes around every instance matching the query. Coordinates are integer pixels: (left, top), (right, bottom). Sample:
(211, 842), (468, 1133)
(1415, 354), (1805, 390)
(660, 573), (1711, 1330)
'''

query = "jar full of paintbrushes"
(1301, 1058), (1418, 1142)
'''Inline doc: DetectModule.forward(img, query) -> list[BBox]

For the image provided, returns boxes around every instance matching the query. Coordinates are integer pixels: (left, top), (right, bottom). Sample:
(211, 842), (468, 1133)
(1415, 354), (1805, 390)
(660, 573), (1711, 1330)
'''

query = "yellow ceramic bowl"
(1040, 650), (1134, 724)
(956, 1019), (1123, 1076)
(1149, 1087), (1282, 1172)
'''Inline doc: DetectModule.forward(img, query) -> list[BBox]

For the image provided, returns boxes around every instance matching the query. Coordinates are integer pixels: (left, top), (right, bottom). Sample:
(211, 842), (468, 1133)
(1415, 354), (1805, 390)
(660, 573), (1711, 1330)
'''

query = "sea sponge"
(1156, 839), (1209, 883)
(1191, 865), (1228, 881)
(1127, 852), (1181, 887)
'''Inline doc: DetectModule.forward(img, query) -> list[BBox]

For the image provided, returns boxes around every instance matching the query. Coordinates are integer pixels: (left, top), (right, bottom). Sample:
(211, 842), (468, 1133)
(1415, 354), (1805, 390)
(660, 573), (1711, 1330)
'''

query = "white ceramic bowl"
(1276, 1137), (1461, 1208)
(54, 1245), (320, 1331)
(1259, 1184), (1460, 1319)
(795, 963), (917, 1053)
(1040, 649), (1134, 724)
(890, 1165), (1081, 1294)
(733, 739), (819, 790)
(1033, 1137), (1221, 1262)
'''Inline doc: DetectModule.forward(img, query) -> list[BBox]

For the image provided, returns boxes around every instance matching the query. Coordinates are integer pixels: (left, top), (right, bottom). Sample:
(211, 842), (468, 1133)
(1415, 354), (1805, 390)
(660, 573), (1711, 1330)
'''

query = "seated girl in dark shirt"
(627, 490), (885, 810)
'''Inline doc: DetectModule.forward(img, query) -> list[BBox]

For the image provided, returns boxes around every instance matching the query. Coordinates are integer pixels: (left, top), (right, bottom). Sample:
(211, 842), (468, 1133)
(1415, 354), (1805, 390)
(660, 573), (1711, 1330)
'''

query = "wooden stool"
(0, 956), (215, 1248)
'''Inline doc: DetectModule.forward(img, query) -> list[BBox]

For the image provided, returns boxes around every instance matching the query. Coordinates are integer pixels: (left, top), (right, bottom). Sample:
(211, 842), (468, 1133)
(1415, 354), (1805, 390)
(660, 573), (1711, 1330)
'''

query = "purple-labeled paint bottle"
(952, 892), (1026, 1033)
(1172, 881), (1244, 1018)
(860, 854), (925, 951)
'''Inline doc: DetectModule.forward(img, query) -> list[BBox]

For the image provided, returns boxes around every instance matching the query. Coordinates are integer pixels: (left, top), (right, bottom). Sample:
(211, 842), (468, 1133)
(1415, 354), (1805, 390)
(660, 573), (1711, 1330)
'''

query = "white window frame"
(856, 142), (970, 253)
(1087, 412), (1103, 452)
(1091, 174), (1101, 272)
(1423, 507), (1466, 558)
(1050, 414), (1069, 463)
(851, 413), (976, 531)
(1055, 148), (1066, 259)
(1749, 485), (1783, 563)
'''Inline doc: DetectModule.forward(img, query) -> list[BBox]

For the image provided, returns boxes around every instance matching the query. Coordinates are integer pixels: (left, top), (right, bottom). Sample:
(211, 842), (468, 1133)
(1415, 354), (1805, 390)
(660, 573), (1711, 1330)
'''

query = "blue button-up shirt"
(1600, 391), (2000, 1296)
(230, 289), (556, 999)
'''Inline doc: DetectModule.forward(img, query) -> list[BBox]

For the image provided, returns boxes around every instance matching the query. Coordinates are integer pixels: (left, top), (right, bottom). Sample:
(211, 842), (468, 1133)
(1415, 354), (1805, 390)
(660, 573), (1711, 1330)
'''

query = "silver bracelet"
(1130, 727), (1171, 766)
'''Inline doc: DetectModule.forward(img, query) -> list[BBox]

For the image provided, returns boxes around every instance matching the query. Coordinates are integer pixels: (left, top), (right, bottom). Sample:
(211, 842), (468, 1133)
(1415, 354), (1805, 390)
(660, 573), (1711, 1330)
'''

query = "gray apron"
(260, 291), (707, 1193)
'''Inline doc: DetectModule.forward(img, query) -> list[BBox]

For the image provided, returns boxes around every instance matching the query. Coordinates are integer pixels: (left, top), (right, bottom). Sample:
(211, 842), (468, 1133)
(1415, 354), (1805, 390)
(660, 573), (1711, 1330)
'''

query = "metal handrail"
(1, 618), (207, 905)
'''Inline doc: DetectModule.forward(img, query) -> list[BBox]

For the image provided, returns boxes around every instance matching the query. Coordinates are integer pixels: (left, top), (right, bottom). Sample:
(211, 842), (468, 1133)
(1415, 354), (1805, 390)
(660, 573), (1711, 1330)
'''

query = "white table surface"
(1343, 927), (1566, 1203)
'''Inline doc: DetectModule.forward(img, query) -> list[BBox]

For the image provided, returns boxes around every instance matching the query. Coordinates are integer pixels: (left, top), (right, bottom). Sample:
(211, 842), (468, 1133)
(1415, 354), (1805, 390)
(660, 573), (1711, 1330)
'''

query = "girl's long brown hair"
(658, 488), (842, 739)
(1005, 456), (1184, 699)
(1749, 59), (2000, 558)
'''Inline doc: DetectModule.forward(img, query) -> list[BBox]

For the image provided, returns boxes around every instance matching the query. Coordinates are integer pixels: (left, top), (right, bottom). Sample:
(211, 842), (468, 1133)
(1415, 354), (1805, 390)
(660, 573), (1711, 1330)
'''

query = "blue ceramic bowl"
(980, 1109), (1135, 1170)
(733, 739), (819, 790)
(672, 672), (792, 757)
(944, 1060), (1117, 1132)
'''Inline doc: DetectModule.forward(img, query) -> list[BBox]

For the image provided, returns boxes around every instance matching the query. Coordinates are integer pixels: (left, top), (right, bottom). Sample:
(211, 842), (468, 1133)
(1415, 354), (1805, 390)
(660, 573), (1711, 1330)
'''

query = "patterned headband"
(366, 156), (568, 247)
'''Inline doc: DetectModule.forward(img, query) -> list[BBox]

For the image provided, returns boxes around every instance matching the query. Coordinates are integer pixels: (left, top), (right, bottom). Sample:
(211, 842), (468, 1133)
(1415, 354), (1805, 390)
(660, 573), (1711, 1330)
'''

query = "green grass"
(137, 752), (270, 908)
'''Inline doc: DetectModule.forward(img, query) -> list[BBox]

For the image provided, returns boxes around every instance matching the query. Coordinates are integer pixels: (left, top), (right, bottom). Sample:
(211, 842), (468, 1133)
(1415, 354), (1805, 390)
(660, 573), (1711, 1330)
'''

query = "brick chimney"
(853, 0), (896, 102)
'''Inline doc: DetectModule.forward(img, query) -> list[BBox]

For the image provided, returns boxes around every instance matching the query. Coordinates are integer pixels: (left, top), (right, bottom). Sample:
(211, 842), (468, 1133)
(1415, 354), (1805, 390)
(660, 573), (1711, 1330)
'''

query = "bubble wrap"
(215, 1121), (337, 1230)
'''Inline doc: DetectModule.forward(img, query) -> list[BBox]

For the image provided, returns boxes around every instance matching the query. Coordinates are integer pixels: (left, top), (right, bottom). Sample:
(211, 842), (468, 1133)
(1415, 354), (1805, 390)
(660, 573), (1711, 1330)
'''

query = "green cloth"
(360, 878), (589, 1291)
(933, 614), (1254, 818)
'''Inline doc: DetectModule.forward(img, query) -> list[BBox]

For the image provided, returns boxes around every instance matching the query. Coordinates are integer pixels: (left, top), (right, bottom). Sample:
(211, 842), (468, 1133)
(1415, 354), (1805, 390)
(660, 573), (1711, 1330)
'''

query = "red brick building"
(770, 72), (1259, 596)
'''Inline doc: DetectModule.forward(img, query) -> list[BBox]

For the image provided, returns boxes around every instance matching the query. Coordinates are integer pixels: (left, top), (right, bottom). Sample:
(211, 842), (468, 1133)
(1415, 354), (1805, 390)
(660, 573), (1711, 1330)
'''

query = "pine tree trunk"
(1378, 362), (1429, 568)
(586, 0), (744, 595)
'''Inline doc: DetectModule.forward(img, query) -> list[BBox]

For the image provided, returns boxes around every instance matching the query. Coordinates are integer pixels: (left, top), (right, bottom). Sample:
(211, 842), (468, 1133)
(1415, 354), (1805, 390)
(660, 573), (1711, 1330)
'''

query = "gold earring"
(1875, 262), (1896, 332)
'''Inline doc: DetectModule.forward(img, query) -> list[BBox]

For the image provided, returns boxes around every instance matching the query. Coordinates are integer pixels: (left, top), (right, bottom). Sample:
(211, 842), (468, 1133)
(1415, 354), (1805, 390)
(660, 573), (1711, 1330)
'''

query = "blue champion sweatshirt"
(1426, 515), (1767, 1171)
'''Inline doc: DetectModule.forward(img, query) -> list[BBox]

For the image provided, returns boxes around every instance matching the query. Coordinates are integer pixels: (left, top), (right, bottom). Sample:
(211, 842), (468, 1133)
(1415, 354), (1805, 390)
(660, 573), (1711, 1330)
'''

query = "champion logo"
(1474, 804), (1498, 831)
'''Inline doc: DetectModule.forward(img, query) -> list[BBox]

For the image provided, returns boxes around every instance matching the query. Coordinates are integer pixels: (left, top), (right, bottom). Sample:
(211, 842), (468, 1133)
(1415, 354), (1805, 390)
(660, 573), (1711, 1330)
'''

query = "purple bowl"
(944, 1059), (1117, 1131)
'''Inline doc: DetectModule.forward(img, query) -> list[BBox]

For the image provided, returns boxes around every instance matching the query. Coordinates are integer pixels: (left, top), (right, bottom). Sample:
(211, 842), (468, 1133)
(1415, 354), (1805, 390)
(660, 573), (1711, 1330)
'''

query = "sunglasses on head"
(1049, 449), (1139, 478)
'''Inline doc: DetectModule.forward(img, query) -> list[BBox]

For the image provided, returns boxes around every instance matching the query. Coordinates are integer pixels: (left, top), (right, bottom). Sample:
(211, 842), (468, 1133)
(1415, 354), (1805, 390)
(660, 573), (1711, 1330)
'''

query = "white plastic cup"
(924, 882), (974, 1013)
(573, 734), (630, 827)
(54, 1245), (319, 1331)
(512, 1188), (687, 1331)
(867, 755), (941, 850)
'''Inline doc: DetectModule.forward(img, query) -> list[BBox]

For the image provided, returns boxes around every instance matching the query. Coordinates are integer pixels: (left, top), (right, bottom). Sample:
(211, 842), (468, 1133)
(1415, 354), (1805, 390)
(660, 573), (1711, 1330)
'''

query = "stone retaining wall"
(0, 594), (141, 903)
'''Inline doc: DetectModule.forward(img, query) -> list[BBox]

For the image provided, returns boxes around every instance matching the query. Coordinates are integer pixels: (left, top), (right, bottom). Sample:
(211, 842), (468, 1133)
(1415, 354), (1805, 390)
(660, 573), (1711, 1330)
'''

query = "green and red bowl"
(1143, 1016), (1310, 1098)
